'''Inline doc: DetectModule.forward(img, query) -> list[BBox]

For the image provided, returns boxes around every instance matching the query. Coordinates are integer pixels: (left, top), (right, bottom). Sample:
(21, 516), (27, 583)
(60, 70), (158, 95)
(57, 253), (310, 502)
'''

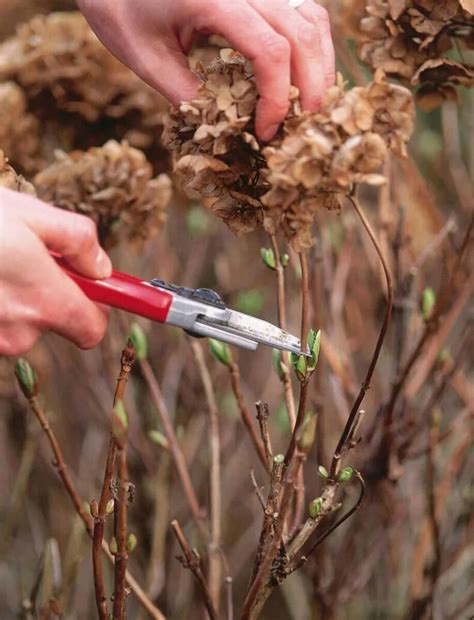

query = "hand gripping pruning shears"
(54, 255), (307, 355)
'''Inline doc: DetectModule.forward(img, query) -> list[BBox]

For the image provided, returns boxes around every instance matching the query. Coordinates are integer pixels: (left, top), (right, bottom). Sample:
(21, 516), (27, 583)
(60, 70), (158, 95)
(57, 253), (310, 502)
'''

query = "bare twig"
(299, 252), (310, 347)
(381, 216), (473, 463)
(291, 471), (366, 572)
(331, 192), (393, 478)
(26, 396), (93, 532)
(225, 577), (234, 620)
(171, 520), (217, 620)
(249, 455), (285, 585)
(93, 340), (135, 620)
(139, 358), (205, 530)
(113, 445), (130, 619)
(229, 364), (269, 470)
(190, 340), (222, 614)
(19, 383), (165, 619)
(242, 457), (299, 620)
(250, 470), (266, 511)
(270, 234), (296, 428)
(255, 401), (273, 468)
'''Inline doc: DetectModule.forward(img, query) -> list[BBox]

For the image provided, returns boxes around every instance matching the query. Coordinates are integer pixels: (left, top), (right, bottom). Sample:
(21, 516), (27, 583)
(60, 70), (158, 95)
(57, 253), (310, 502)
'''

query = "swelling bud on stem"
(129, 323), (147, 360)
(209, 338), (232, 367)
(15, 358), (38, 398)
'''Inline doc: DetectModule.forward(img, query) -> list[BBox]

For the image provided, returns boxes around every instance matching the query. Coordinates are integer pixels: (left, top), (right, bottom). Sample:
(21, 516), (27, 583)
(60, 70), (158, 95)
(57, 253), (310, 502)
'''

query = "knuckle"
(298, 23), (318, 50)
(263, 34), (290, 63)
(314, 4), (330, 22)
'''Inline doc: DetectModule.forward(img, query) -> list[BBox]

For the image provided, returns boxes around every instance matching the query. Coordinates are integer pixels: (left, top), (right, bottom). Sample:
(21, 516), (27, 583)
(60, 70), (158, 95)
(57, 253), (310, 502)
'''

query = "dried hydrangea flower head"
(262, 70), (414, 250)
(165, 50), (414, 251)
(165, 49), (267, 234)
(359, 0), (474, 110)
(0, 149), (36, 194)
(0, 12), (167, 149)
(34, 140), (172, 247)
(0, 82), (40, 172)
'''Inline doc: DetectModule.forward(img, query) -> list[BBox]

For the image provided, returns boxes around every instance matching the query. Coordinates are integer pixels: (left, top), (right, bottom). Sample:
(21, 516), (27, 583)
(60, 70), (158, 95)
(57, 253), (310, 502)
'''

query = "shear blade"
(225, 311), (309, 356)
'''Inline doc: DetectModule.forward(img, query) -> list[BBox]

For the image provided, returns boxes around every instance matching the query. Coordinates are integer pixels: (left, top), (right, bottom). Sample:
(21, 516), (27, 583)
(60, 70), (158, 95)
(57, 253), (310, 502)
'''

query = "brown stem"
(190, 340), (222, 614)
(113, 446), (129, 619)
(229, 363), (269, 470)
(171, 520), (217, 620)
(21, 394), (165, 619)
(330, 192), (393, 478)
(225, 577), (234, 620)
(139, 358), (205, 530)
(94, 340), (135, 620)
(28, 396), (93, 533)
(291, 471), (366, 572)
(299, 252), (310, 347)
(283, 381), (309, 469)
(382, 214), (473, 446)
(93, 440), (116, 620)
(241, 458), (299, 620)
(249, 455), (285, 585)
(270, 235), (296, 428)
(255, 401), (273, 469)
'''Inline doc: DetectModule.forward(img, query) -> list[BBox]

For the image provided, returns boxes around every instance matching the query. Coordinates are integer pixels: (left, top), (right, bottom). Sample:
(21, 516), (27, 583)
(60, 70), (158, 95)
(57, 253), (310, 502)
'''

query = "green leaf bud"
(15, 358), (37, 398)
(260, 248), (276, 270)
(129, 323), (147, 360)
(309, 497), (323, 518)
(209, 338), (232, 367)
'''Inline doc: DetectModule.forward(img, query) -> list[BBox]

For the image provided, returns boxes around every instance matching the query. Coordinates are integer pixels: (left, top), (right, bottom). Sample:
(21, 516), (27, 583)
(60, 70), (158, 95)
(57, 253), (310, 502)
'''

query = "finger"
(37, 253), (110, 349)
(191, 0), (291, 141)
(298, 2), (335, 88)
(249, 0), (326, 112)
(11, 190), (112, 279)
(125, 42), (201, 105)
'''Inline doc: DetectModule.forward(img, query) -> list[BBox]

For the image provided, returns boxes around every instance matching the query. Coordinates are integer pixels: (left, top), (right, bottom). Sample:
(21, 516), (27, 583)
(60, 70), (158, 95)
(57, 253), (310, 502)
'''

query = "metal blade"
(198, 310), (309, 356)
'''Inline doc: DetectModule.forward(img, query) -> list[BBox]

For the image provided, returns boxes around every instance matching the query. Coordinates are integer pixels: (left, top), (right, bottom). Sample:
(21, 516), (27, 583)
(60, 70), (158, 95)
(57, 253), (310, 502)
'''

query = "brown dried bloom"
(359, 0), (474, 109)
(262, 70), (414, 250)
(34, 140), (171, 247)
(0, 150), (36, 194)
(163, 49), (302, 235)
(0, 12), (167, 148)
(0, 82), (40, 172)
(165, 52), (414, 251)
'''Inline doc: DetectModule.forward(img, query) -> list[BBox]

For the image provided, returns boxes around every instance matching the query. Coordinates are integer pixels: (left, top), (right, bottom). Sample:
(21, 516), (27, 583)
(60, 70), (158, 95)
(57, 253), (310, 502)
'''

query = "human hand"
(0, 188), (112, 355)
(77, 0), (335, 141)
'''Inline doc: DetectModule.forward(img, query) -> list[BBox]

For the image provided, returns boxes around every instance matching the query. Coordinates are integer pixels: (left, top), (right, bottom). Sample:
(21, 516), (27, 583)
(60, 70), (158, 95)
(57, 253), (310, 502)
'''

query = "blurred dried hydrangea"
(0, 82), (40, 172)
(34, 140), (172, 247)
(165, 51), (414, 251)
(359, 0), (474, 110)
(0, 12), (167, 149)
(0, 149), (35, 194)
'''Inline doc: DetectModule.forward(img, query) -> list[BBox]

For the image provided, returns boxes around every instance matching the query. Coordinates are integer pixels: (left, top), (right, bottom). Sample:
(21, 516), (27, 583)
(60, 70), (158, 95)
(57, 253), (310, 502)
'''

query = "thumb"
(10, 190), (112, 279)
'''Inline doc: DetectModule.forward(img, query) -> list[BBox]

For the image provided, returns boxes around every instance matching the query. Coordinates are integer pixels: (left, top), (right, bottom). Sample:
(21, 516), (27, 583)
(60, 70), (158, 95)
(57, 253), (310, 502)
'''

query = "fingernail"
(95, 248), (112, 278)
(261, 123), (280, 142)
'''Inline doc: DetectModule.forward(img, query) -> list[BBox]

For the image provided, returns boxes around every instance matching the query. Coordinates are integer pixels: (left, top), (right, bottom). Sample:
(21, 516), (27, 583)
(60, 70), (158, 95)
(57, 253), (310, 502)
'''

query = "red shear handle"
(53, 254), (173, 323)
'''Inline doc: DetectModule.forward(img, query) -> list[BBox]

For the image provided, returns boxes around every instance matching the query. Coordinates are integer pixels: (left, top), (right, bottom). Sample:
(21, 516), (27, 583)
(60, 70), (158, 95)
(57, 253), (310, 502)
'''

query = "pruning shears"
(54, 255), (307, 356)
